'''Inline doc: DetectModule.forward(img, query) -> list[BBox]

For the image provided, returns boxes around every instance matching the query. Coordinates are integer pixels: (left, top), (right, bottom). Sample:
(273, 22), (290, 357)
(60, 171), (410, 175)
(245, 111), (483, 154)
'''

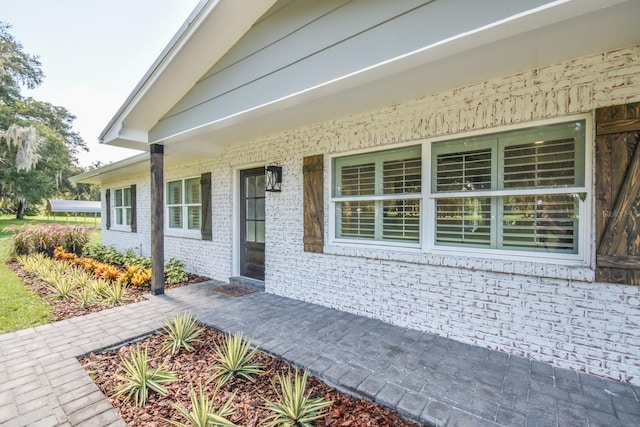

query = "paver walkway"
(1, 280), (639, 426)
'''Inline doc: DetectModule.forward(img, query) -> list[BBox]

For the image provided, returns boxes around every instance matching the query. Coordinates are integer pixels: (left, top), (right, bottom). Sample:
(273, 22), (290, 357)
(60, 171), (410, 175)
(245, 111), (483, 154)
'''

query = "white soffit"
(102, 0), (640, 151)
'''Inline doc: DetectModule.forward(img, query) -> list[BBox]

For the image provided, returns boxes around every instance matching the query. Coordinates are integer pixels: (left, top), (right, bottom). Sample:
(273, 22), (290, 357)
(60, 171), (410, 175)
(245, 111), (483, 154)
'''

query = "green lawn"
(0, 236), (52, 333)
(0, 214), (101, 334)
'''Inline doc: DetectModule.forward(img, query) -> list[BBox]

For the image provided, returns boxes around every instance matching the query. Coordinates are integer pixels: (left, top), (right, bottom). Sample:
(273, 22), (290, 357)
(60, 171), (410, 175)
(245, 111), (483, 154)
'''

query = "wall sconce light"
(265, 164), (282, 192)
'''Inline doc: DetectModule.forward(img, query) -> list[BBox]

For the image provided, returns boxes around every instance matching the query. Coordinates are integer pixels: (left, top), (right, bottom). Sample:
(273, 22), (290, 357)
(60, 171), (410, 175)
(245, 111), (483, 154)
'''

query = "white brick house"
(73, 0), (640, 385)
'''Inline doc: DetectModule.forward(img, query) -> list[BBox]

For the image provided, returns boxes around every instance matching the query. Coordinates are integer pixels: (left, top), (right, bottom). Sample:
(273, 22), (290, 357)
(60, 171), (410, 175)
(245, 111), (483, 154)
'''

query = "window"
(166, 178), (201, 233)
(332, 145), (421, 243)
(431, 120), (586, 254)
(113, 187), (132, 228)
(329, 118), (589, 262)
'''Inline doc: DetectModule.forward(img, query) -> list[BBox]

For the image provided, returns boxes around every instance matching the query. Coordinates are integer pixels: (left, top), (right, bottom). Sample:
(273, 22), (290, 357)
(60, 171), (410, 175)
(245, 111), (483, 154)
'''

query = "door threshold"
(229, 276), (264, 291)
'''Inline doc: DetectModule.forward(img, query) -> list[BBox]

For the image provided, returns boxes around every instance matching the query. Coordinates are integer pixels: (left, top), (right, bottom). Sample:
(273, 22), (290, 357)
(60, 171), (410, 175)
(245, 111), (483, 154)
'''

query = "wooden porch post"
(150, 144), (165, 295)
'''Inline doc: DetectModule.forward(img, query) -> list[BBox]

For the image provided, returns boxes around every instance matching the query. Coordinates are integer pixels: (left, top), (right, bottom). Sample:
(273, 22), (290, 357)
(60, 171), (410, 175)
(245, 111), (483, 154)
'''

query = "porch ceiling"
(102, 0), (640, 160)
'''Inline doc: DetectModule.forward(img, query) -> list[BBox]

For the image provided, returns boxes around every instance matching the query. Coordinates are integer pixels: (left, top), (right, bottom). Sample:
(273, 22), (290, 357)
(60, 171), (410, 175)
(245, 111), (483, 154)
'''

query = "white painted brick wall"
(101, 45), (640, 384)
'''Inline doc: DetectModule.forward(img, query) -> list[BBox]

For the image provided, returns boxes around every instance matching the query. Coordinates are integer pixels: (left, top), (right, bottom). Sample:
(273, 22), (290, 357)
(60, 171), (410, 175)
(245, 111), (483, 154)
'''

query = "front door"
(240, 168), (265, 280)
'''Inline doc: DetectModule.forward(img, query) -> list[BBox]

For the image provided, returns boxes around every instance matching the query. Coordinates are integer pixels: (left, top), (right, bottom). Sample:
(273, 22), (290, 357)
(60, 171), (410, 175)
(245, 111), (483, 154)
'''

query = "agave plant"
(209, 332), (263, 386)
(113, 345), (178, 407)
(168, 383), (238, 427)
(263, 369), (333, 427)
(161, 312), (204, 354)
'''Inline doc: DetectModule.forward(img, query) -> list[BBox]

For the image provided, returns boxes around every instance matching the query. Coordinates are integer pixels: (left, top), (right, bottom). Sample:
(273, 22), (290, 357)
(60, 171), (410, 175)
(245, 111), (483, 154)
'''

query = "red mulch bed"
(80, 327), (424, 427)
(5, 259), (210, 322)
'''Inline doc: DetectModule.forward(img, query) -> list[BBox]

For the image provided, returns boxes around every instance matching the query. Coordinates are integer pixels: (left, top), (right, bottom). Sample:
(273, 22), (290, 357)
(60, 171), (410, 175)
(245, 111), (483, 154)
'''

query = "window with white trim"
(332, 145), (422, 243)
(166, 178), (201, 232)
(113, 187), (131, 228)
(431, 120), (586, 254)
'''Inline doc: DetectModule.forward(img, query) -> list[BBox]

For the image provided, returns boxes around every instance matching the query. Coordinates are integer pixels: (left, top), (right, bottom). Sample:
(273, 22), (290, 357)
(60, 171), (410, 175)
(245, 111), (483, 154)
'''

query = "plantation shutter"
(595, 102), (640, 285)
(105, 189), (111, 230)
(200, 172), (212, 241)
(303, 154), (324, 253)
(130, 184), (137, 233)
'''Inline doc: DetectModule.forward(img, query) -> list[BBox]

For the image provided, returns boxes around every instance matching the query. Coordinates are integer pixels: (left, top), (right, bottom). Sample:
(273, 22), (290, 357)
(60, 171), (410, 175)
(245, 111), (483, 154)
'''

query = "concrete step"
(228, 276), (264, 291)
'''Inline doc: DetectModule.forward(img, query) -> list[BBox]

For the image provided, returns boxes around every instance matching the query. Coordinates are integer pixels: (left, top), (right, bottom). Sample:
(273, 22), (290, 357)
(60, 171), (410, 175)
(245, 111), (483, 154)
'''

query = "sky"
(3, 0), (202, 167)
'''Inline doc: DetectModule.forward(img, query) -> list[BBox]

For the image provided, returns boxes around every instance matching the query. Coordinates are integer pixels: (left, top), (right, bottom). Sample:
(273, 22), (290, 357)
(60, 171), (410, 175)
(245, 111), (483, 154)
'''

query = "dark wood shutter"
(105, 189), (111, 230)
(303, 155), (324, 253)
(595, 102), (640, 285)
(201, 172), (212, 240)
(130, 184), (137, 233)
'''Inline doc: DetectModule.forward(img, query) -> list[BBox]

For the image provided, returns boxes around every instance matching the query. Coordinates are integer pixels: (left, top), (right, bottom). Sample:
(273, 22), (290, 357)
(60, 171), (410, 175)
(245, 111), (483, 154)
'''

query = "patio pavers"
(1, 280), (639, 426)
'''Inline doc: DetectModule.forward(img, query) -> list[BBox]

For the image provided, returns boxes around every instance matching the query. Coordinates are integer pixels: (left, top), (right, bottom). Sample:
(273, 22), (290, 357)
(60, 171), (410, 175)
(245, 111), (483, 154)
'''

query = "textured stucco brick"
(99, 45), (640, 385)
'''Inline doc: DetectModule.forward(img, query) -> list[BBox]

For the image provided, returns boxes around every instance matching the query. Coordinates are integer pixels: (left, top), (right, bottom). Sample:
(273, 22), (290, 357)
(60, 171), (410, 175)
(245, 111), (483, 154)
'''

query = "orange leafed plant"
(114, 265), (152, 287)
(53, 246), (77, 261)
(73, 257), (98, 271)
(94, 263), (123, 281)
(130, 268), (152, 287)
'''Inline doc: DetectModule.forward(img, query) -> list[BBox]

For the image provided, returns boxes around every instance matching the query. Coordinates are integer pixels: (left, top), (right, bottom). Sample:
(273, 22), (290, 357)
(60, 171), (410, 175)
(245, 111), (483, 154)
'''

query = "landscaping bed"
(81, 326), (423, 427)
(5, 258), (209, 322)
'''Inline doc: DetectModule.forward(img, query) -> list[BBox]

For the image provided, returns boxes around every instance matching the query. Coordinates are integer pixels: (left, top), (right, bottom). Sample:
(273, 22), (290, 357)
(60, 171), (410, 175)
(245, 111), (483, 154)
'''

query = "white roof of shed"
(47, 200), (101, 213)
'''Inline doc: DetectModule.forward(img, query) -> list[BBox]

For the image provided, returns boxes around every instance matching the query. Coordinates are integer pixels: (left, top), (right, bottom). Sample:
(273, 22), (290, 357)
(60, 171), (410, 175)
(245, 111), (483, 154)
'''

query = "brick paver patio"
(1, 280), (639, 426)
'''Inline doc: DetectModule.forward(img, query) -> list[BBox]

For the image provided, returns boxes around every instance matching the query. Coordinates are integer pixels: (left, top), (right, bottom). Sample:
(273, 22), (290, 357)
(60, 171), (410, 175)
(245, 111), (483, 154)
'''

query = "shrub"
(122, 248), (150, 268)
(209, 332), (263, 386)
(124, 265), (152, 287)
(165, 258), (188, 284)
(82, 243), (108, 261)
(263, 369), (333, 427)
(161, 312), (203, 354)
(83, 243), (124, 266)
(93, 263), (123, 281)
(168, 383), (238, 427)
(81, 245), (191, 286)
(53, 246), (77, 261)
(9, 224), (92, 256)
(114, 345), (178, 407)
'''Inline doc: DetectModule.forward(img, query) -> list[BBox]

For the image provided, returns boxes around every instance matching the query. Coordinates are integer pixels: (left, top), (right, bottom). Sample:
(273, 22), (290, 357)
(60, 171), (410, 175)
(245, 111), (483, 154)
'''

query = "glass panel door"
(240, 168), (265, 280)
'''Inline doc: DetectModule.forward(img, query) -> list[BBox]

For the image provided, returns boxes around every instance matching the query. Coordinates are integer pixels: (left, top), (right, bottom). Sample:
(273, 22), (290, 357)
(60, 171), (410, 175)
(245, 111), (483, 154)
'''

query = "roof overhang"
(99, 0), (640, 162)
(70, 153), (149, 184)
(99, 0), (279, 150)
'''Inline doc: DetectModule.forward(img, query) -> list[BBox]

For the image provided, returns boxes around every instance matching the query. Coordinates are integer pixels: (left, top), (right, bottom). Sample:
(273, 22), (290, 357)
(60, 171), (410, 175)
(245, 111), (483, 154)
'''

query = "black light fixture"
(265, 164), (282, 192)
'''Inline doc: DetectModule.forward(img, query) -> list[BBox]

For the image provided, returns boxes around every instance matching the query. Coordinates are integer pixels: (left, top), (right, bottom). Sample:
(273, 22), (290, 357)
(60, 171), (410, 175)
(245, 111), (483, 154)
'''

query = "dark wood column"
(150, 144), (165, 295)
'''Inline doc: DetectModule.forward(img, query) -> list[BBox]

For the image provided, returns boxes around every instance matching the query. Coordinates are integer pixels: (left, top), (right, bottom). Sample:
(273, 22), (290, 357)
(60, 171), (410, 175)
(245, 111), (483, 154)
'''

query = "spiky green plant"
(263, 369), (333, 427)
(113, 345), (178, 407)
(161, 312), (203, 354)
(70, 268), (94, 288)
(209, 332), (263, 386)
(103, 281), (130, 306)
(89, 278), (110, 298)
(44, 275), (77, 299)
(15, 252), (48, 273)
(167, 383), (238, 427)
(73, 286), (97, 308)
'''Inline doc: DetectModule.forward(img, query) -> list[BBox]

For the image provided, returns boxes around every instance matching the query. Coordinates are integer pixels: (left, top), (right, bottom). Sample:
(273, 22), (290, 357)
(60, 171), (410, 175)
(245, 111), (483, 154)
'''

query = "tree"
(0, 22), (89, 218)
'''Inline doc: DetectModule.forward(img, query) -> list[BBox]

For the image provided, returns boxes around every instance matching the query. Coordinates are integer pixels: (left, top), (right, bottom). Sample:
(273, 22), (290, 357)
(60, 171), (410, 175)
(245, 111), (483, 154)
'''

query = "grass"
(0, 237), (52, 333)
(0, 214), (101, 334)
